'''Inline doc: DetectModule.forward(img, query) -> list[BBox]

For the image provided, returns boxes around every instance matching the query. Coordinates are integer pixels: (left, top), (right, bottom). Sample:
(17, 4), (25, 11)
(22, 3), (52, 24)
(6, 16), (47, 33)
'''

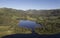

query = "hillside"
(0, 8), (60, 37)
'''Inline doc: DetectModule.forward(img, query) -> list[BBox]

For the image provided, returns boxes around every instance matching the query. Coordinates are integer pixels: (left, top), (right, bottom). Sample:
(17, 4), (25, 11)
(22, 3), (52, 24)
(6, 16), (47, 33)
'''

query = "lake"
(18, 20), (42, 30)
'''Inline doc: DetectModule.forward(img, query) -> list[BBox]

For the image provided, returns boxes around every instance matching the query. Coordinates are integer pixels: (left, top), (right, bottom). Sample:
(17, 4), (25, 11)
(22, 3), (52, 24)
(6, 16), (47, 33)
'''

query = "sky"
(0, 0), (60, 10)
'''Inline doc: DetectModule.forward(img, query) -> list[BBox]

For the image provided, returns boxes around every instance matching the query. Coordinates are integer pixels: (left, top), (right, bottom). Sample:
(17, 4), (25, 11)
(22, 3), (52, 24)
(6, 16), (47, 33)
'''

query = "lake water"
(18, 20), (42, 30)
